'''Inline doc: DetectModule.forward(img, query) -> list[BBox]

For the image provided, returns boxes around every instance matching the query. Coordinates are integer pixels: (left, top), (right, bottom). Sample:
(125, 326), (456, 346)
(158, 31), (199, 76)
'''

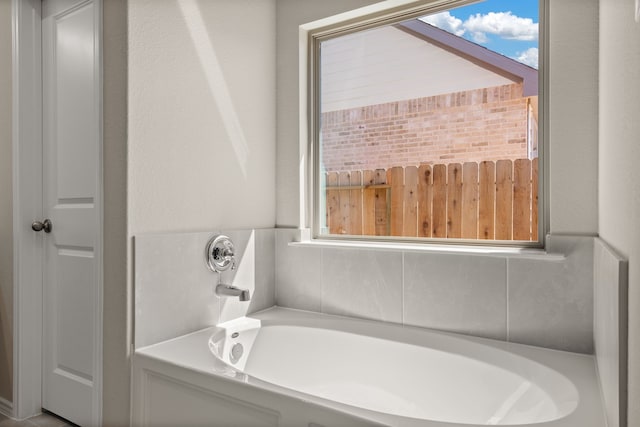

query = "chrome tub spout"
(216, 284), (250, 301)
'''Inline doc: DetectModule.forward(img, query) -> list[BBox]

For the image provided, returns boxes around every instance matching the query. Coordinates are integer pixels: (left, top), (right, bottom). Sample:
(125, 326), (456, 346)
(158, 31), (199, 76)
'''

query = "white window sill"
(289, 238), (565, 261)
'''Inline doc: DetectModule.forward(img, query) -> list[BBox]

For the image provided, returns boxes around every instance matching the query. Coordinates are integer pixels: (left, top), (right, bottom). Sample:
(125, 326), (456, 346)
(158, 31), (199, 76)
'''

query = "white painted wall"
(548, 0), (599, 234)
(128, 0), (276, 235)
(599, 1), (640, 426)
(321, 25), (516, 112)
(276, 0), (600, 235)
(0, 0), (13, 406)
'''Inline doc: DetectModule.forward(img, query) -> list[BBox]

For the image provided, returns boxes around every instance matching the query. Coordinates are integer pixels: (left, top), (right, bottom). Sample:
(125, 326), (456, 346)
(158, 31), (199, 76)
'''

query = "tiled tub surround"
(134, 229), (611, 356)
(276, 230), (595, 353)
(132, 229), (627, 425)
(594, 238), (628, 427)
(134, 229), (275, 348)
(132, 308), (606, 427)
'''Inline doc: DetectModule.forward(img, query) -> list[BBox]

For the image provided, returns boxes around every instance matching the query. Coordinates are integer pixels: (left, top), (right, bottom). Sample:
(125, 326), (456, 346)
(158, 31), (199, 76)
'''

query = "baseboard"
(0, 396), (13, 418)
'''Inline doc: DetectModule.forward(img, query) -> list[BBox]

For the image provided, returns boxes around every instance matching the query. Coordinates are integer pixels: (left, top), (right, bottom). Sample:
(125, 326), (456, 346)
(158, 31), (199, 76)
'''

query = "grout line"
(506, 258), (510, 342)
(274, 232), (279, 305)
(319, 247), (324, 314)
(401, 251), (405, 325)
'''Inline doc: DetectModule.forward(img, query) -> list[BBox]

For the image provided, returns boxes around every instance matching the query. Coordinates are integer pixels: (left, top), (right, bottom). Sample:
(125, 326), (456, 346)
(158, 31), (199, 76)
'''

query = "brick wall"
(321, 83), (533, 172)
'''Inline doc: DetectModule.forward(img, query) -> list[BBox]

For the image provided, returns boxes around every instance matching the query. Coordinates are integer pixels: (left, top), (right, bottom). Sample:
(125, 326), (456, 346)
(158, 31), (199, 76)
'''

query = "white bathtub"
(132, 307), (606, 427)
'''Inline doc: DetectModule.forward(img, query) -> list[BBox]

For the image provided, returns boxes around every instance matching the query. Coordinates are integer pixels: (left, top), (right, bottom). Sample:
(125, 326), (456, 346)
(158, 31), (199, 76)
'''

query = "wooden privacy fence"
(325, 159), (538, 241)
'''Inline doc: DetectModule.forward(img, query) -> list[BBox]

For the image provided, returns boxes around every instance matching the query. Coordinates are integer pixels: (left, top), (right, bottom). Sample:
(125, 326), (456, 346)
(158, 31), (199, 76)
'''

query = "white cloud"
(514, 47), (539, 68)
(463, 12), (538, 42)
(420, 11), (465, 37)
(468, 30), (489, 44)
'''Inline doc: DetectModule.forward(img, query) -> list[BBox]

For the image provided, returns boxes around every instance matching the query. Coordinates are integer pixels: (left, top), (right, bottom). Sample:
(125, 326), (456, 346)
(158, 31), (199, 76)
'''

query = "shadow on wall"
(0, 287), (11, 402)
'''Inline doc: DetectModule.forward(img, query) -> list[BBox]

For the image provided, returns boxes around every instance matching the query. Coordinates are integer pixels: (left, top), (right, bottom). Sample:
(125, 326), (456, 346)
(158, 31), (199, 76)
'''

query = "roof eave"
(396, 20), (538, 97)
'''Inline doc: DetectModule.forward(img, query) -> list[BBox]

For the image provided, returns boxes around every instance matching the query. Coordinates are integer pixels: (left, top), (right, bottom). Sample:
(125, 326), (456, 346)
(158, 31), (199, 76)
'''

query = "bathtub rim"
(134, 306), (606, 427)
(209, 321), (580, 424)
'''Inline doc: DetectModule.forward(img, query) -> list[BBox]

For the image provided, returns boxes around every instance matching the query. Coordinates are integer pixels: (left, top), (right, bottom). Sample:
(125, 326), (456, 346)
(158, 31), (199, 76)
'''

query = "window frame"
(302, 0), (549, 248)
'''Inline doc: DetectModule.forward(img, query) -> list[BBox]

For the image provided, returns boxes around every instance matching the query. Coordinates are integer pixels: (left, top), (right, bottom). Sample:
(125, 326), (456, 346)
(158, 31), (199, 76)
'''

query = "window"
(309, 0), (544, 246)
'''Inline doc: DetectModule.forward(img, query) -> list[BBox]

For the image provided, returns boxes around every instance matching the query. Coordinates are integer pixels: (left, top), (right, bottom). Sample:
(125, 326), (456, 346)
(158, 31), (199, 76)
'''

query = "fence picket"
(513, 159), (531, 240)
(349, 171), (363, 235)
(447, 163), (463, 238)
(390, 166), (405, 236)
(495, 160), (513, 240)
(403, 166), (418, 237)
(327, 172), (340, 234)
(418, 164), (432, 238)
(362, 170), (376, 235)
(462, 162), (479, 239)
(432, 164), (447, 238)
(478, 161), (495, 239)
(338, 172), (350, 234)
(374, 169), (388, 235)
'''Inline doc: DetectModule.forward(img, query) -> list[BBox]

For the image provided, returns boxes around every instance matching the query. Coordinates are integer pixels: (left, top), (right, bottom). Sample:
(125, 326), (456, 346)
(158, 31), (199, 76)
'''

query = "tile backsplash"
(404, 252), (507, 340)
(507, 236), (594, 353)
(275, 229), (596, 353)
(134, 229), (275, 348)
(594, 238), (628, 427)
(135, 228), (608, 356)
(322, 249), (403, 323)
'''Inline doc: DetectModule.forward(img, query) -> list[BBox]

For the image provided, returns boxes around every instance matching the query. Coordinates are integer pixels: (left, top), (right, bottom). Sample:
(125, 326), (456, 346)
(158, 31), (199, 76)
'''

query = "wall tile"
(217, 229), (253, 323)
(135, 229), (277, 347)
(274, 232), (597, 354)
(134, 232), (221, 348)
(274, 229), (322, 312)
(218, 229), (276, 323)
(321, 249), (402, 322)
(508, 236), (594, 353)
(403, 253), (507, 340)
(594, 238), (628, 427)
(254, 229), (276, 312)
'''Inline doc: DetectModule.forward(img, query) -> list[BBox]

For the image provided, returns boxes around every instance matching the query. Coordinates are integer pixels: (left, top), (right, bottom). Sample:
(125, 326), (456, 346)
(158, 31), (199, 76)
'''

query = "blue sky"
(420, 0), (539, 68)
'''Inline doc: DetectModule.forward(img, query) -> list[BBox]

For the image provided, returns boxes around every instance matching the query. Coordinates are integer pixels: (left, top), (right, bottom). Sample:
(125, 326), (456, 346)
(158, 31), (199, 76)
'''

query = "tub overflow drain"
(229, 343), (243, 364)
(231, 332), (239, 338)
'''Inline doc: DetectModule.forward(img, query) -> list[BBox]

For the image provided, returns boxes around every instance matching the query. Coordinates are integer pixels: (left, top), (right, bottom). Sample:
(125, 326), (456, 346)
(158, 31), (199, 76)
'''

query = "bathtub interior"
(209, 316), (579, 426)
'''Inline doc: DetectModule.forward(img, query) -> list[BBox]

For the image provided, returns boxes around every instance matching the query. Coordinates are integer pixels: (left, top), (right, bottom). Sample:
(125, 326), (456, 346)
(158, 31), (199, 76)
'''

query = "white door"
(39, 1), (102, 425)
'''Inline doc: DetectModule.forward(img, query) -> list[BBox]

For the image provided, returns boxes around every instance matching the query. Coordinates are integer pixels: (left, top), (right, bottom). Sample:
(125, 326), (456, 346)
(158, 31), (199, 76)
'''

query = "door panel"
(55, 252), (94, 380)
(42, 1), (100, 425)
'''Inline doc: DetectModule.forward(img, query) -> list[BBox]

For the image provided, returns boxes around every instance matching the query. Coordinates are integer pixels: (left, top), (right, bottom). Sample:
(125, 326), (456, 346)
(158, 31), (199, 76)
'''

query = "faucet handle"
(206, 235), (236, 272)
(220, 239), (234, 258)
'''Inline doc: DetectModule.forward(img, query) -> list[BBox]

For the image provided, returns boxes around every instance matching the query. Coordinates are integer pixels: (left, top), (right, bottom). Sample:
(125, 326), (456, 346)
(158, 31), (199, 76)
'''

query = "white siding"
(321, 25), (515, 112)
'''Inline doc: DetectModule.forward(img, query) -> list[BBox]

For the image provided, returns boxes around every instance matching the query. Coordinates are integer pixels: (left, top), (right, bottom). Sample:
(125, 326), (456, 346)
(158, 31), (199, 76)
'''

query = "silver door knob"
(32, 219), (52, 233)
